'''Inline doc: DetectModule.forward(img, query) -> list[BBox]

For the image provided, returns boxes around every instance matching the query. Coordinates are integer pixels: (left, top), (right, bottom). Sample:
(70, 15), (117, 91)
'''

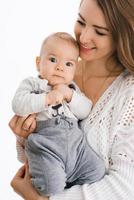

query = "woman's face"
(74, 0), (115, 62)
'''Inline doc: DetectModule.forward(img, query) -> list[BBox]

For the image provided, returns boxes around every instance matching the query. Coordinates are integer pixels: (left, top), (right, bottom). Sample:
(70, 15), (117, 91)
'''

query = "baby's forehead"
(43, 36), (71, 47)
(43, 37), (78, 53)
(40, 34), (79, 59)
(45, 36), (63, 45)
(43, 33), (78, 49)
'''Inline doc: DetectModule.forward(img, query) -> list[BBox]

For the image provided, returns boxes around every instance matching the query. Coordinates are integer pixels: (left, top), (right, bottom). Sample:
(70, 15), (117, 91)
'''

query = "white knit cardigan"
(50, 70), (134, 200)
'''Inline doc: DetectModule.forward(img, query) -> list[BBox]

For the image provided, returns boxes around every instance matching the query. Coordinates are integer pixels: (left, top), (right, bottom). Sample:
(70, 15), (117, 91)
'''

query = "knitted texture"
(50, 70), (134, 200)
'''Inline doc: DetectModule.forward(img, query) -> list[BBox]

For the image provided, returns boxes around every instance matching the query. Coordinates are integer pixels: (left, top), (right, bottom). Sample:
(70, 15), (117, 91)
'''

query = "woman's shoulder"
(121, 70), (134, 91)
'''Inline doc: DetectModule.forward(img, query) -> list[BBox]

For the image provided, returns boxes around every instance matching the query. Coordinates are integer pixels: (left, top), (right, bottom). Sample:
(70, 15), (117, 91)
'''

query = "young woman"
(9, 0), (134, 199)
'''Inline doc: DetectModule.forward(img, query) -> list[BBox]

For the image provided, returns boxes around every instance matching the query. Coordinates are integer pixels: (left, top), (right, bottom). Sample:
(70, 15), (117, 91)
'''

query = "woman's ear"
(36, 56), (40, 72)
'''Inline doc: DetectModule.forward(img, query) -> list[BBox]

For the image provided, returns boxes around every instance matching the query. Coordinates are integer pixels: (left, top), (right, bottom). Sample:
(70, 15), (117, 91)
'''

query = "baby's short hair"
(40, 32), (79, 56)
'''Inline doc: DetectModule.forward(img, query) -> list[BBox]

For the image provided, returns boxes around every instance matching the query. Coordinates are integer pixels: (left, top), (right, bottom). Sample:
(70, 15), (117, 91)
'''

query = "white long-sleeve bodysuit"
(12, 76), (92, 163)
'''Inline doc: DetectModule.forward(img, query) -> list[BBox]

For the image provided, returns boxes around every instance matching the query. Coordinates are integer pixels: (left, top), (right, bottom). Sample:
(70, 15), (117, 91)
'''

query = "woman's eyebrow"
(78, 13), (85, 21)
(93, 25), (109, 32)
(78, 13), (109, 32)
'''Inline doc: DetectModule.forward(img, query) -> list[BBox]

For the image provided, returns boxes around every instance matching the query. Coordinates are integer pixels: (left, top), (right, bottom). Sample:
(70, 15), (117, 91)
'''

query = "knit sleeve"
(16, 136), (27, 163)
(50, 88), (134, 199)
(67, 82), (92, 120)
(68, 90), (92, 120)
(12, 77), (47, 116)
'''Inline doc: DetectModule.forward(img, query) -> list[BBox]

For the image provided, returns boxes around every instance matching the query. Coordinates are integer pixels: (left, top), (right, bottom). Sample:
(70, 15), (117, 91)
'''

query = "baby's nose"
(56, 65), (64, 71)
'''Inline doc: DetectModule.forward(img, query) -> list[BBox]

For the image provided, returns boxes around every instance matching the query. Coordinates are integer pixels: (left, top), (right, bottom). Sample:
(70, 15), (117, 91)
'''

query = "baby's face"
(37, 37), (79, 86)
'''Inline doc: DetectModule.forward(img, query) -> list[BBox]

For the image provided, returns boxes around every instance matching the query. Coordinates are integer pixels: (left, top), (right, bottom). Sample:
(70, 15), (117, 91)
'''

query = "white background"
(0, 0), (80, 199)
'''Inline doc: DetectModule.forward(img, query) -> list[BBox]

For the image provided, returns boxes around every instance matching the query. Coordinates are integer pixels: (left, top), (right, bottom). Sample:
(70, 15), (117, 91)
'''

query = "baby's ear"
(36, 56), (40, 71)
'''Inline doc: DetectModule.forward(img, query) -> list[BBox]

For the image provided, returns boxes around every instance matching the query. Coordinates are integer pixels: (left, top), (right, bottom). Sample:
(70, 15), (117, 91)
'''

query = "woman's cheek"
(74, 23), (80, 41)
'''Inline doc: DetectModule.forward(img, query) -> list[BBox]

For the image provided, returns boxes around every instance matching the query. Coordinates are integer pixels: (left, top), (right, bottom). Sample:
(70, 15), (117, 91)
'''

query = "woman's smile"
(79, 43), (96, 54)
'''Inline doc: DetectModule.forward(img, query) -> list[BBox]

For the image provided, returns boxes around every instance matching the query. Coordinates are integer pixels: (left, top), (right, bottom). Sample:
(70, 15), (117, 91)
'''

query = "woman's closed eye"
(77, 20), (107, 36)
(77, 19), (85, 26)
(95, 29), (107, 36)
(49, 57), (57, 63)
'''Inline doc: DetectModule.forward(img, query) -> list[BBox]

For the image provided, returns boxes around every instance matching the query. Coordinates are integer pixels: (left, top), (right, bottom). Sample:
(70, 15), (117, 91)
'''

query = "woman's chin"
(80, 53), (93, 61)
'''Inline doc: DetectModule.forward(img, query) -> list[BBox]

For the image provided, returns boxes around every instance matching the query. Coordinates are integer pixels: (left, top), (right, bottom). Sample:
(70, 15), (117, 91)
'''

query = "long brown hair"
(80, 0), (134, 74)
(95, 0), (134, 74)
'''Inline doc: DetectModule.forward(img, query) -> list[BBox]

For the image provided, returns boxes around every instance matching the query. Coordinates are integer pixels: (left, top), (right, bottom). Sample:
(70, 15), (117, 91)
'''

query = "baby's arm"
(12, 77), (49, 116)
(53, 84), (73, 102)
(68, 91), (92, 120)
(53, 83), (92, 120)
(12, 77), (64, 116)
(45, 89), (64, 106)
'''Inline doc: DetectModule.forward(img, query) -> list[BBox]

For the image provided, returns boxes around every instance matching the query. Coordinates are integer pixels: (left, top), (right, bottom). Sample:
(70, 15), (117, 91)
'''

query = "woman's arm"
(11, 164), (49, 200)
(16, 136), (27, 163)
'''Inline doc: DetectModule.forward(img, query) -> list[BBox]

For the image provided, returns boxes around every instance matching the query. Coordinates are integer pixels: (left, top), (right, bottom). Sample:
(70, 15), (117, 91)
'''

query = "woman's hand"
(11, 164), (49, 200)
(9, 114), (37, 138)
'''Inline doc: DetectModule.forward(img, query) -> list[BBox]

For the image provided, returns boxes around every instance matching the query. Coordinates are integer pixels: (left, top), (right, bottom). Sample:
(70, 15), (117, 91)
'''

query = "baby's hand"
(45, 90), (64, 106)
(53, 84), (73, 102)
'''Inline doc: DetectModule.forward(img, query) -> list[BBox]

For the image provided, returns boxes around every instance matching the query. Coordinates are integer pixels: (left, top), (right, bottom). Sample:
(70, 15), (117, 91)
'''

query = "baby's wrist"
(66, 88), (73, 102)
(45, 93), (51, 106)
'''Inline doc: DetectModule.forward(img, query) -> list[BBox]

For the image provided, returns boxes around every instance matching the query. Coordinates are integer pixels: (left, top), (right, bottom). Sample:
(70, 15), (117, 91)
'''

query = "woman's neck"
(81, 60), (124, 105)
(85, 60), (108, 77)
(83, 59), (123, 78)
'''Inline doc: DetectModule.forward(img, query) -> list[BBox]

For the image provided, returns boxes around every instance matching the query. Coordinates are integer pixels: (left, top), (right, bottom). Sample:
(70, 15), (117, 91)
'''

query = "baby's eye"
(49, 57), (57, 63)
(66, 62), (73, 67)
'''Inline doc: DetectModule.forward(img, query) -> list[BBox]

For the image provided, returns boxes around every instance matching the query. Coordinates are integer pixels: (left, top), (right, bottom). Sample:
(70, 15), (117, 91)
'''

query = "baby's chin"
(48, 77), (67, 86)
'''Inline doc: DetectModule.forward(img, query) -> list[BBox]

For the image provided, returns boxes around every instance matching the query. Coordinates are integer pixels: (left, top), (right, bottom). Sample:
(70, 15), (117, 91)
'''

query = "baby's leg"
(73, 139), (105, 185)
(67, 128), (106, 186)
(25, 132), (67, 196)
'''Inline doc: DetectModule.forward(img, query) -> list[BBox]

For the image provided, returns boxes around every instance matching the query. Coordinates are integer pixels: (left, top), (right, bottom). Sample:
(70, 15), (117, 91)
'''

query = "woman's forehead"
(79, 0), (107, 27)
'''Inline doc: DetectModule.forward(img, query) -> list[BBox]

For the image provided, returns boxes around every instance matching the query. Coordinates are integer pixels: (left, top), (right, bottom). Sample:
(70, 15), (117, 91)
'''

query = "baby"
(12, 32), (105, 196)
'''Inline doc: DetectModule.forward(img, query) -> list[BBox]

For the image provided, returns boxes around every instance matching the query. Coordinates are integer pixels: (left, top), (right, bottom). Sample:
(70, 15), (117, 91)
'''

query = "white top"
(12, 76), (92, 121)
(49, 70), (134, 199)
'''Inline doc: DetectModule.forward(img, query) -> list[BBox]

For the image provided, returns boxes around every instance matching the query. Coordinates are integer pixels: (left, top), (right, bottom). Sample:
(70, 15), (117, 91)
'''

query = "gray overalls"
(25, 107), (105, 196)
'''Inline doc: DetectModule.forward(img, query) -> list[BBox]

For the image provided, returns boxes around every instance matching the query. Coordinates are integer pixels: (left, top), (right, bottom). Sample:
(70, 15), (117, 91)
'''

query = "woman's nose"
(80, 27), (93, 44)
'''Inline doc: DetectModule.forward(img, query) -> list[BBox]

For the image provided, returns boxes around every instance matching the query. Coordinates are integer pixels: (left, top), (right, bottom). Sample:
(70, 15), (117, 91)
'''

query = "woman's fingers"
(9, 114), (37, 137)
(9, 115), (28, 135)
(10, 165), (25, 187)
(14, 165), (25, 178)
(11, 164), (48, 200)
(8, 115), (19, 131)
(29, 119), (37, 133)
(16, 165), (26, 178)
(22, 114), (36, 131)
(10, 165), (26, 198)
(24, 163), (31, 179)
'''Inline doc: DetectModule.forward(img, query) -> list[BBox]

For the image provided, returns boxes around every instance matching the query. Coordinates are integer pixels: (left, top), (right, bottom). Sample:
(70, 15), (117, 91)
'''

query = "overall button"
(55, 117), (60, 124)
(69, 122), (73, 127)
